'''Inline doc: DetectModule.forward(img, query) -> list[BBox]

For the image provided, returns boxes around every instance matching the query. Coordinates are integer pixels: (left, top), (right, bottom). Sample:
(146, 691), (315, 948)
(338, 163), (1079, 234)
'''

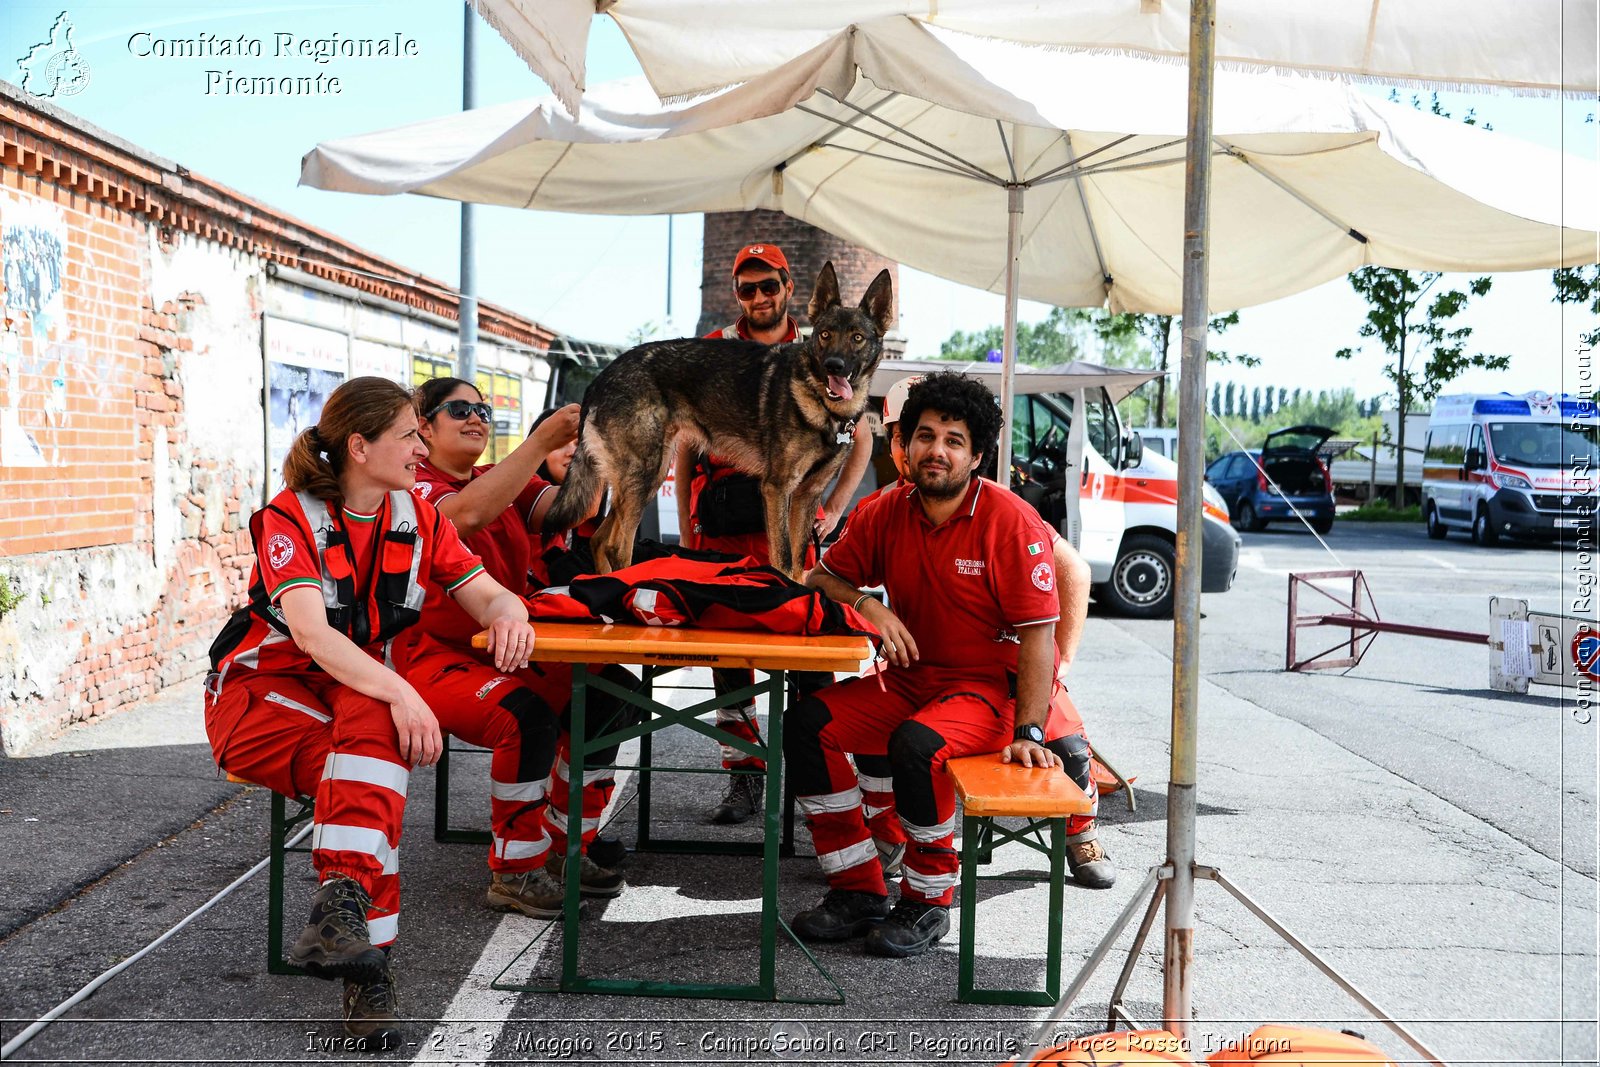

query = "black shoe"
(709, 773), (764, 825)
(864, 899), (950, 958)
(342, 963), (402, 1052)
(1066, 828), (1117, 890)
(790, 889), (890, 941)
(588, 832), (628, 870)
(288, 877), (388, 983)
(546, 851), (627, 898)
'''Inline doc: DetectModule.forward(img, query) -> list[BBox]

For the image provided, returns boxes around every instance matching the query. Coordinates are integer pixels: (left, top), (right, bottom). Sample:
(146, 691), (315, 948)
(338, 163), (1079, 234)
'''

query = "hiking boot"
(709, 773), (764, 825)
(790, 889), (890, 941)
(341, 963), (402, 1052)
(1066, 828), (1117, 890)
(588, 832), (628, 870)
(864, 899), (951, 958)
(874, 839), (906, 879)
(546, 851), (627, 898)
(288, 877), (387, 983)
(486, 867), (581, 919)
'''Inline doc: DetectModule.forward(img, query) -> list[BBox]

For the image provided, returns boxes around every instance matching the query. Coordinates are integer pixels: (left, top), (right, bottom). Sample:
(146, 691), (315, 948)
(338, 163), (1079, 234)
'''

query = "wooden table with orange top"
(474, 621), (873, 1003)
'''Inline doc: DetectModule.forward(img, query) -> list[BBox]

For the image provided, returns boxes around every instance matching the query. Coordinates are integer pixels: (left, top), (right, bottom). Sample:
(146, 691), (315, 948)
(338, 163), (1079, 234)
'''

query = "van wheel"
(1472, 505), (1500, 546)
(1103, 535), (1176, 619)
(1425, 504), (1448, 540)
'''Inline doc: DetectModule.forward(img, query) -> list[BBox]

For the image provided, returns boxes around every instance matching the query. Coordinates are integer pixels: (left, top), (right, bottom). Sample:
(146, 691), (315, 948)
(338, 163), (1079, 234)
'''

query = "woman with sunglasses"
(413, 379), (635, 905)
(205, 376), (549, 1047)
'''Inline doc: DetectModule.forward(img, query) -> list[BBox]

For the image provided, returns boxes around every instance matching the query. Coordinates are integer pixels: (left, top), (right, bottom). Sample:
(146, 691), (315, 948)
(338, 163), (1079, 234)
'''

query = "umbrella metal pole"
(458, 4), (479, 384)
(997, 184), (1024, 474)
(1164, 0), (1216, 1042)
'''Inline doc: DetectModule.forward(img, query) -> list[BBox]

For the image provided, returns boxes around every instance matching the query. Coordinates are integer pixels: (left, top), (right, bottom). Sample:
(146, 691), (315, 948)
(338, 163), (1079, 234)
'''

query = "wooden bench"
(946, 753), (1094, 1006)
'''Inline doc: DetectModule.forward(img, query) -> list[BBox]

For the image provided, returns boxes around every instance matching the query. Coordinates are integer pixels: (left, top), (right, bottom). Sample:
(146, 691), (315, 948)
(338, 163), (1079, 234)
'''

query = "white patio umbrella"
(471, 0), (1598, 118)
(303, 18), (1598, 473)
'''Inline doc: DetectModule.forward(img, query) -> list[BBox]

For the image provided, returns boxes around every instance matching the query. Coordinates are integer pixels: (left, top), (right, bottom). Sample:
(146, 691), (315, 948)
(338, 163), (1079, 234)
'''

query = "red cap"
(731, 243), (789, 276)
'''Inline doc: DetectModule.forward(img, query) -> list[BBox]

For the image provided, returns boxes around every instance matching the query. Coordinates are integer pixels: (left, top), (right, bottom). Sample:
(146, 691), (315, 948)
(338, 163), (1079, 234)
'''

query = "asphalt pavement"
(0, 521), (1593, 1066)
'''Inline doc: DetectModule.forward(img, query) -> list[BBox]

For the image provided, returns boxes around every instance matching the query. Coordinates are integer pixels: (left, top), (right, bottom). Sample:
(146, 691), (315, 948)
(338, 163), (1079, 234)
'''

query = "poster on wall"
(0, 192), (69, 468)
(265, 317), (348, 496)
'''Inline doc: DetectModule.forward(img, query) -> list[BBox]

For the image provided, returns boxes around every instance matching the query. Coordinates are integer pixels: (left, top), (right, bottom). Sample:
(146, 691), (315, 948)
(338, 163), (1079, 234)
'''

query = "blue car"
(1205, 425), (1337, 534)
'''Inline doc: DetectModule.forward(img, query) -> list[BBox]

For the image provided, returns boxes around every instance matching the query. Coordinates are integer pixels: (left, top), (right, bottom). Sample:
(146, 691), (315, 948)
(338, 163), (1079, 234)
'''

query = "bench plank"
(947, 754), (1094, 818)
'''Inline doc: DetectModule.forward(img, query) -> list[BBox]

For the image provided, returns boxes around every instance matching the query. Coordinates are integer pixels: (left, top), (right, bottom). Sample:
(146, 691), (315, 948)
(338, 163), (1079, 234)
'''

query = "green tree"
(937, 306), (1091, 365)
(1249, 387), (1262, 423)
(1088, 311), (1252, 426)
(1553, 265), (1600, 348)
(1224, 382), (1236, 418)
(1336, 267), (1508, 504)
(1211, 382), (1222, 419)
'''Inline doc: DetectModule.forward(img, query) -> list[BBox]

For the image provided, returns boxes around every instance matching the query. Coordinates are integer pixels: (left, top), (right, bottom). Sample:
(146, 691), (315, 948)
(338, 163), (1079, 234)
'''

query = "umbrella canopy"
(870, 359), (1163, 403)
(472, 0), (1598, 117)
(304, 19), (1600, 316)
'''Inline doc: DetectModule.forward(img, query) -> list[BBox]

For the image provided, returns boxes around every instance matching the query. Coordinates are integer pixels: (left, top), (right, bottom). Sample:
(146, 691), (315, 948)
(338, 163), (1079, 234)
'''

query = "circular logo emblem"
(1031, 561), (1054, 592)
(42, 50), (91, 97)
(266, 533), (295, 570)
(413, 481), (432, 499)
(750, 245), (765, 254)
(1573, 629), (1600, 683)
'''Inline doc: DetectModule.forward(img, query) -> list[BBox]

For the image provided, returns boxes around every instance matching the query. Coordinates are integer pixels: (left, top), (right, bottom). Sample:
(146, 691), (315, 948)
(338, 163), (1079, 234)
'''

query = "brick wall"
(697, 210), (900, 336)
(0, 86), (556, 753)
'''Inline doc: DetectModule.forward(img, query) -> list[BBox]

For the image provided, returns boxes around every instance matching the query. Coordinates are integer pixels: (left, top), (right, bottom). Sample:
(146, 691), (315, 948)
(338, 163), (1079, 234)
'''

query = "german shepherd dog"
(542, 262), (893, 579)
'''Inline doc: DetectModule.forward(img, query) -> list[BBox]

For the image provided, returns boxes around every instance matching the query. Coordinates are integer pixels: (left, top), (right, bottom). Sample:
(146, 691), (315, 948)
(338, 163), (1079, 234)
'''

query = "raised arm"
(435, 404), (579, 538)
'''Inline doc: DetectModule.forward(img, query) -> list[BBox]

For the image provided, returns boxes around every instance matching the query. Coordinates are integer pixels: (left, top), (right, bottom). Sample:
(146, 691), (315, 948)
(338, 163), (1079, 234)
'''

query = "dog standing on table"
(542, 262), (893, 579)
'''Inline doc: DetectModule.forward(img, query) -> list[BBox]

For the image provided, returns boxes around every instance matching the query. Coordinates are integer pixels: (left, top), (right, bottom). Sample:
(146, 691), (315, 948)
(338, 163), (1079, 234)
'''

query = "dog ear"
(807, 262), (841, 322)
(859, 269), (894, 336)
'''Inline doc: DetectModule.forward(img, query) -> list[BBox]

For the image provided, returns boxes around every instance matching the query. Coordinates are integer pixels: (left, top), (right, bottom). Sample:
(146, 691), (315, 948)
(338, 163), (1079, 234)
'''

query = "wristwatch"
(1013, 723), (1046, 746)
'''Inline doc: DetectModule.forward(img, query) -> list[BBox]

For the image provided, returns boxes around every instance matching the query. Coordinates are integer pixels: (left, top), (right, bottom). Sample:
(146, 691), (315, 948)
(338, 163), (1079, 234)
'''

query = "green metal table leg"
(267, 791), (290, 976)
(1046, 816), (1066, 1001)
(957, 813), (981, 1002)
(561, 662), (588, 988)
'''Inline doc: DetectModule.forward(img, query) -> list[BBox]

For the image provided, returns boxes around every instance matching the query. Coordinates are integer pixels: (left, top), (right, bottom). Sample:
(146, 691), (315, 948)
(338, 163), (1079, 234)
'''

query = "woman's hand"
(389, 684), (443, 767)
(484, 616), (536, 673)
(529, 403), (581, 456)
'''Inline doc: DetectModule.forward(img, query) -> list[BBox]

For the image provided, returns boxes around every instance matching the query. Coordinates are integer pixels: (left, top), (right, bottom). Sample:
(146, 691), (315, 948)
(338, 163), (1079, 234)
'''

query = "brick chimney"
(698, 210), (904, 357)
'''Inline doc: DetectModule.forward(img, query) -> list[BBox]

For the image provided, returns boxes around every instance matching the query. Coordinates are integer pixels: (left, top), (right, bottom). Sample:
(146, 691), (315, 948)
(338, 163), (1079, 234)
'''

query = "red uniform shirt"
(410, 457), (554, 647)
(819, 476), (1060, 673)
(246, 488), (484, 673)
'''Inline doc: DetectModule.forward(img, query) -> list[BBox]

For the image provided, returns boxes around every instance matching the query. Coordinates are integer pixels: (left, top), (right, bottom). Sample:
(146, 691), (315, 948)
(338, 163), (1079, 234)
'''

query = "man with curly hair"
(787, 371), (1108, 958)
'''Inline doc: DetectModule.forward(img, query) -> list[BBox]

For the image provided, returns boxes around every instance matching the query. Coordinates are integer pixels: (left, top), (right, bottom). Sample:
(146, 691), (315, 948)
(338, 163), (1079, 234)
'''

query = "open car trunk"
(1261, 453), (1328, 495)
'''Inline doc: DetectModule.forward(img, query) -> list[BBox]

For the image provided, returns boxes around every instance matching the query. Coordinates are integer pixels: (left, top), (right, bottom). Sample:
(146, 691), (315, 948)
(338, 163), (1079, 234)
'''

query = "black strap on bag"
(694, 453), (767, 538)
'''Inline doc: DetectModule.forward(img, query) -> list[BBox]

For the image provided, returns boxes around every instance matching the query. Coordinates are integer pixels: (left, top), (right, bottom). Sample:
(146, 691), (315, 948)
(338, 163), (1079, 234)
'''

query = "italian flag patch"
(1027, 541), (1044, 555)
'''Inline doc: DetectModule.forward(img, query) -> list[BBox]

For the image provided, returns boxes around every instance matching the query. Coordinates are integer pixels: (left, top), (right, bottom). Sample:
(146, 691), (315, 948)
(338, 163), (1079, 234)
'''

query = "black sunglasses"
(427, 399), (493, 422)
(735, 279), (783, 300)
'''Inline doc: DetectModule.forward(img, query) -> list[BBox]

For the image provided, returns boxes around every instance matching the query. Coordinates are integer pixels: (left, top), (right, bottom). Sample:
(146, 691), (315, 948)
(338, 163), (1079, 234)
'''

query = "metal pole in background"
(457, 4), (479, 384)
(997, 184), (1024, 476)
(1164, 0), (1216, 1043)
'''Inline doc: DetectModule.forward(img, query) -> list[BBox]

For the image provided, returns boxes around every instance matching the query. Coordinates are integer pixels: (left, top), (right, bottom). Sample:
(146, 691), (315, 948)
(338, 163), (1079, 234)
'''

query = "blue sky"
(4, 1), (1596, 403)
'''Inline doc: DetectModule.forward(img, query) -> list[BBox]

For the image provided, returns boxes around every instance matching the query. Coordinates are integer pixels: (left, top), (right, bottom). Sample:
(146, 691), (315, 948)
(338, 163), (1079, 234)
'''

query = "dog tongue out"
(827, 376), (853, 401)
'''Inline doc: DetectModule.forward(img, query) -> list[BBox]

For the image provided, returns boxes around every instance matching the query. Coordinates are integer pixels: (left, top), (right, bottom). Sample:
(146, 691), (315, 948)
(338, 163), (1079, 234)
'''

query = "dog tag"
(835, 431), (852, 444)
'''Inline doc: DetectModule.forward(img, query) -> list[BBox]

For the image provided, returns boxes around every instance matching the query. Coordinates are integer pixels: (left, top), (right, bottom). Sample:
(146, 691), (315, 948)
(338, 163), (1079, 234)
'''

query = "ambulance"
(1421, 391), (1598, 544)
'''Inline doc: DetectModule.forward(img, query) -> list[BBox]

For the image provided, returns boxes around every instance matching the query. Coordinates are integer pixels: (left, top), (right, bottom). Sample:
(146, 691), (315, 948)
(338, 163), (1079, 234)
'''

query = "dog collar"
(834, 415), (858, 446)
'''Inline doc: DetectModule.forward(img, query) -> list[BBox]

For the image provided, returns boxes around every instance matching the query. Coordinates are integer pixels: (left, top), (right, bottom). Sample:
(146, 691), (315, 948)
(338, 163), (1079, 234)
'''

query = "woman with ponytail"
(412, 379), (638, 898)
(204, 376), (558, 1048)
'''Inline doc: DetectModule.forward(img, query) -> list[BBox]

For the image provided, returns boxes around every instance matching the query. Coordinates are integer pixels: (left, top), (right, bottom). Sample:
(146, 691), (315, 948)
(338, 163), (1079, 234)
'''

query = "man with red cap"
(672, 242), (874, 825)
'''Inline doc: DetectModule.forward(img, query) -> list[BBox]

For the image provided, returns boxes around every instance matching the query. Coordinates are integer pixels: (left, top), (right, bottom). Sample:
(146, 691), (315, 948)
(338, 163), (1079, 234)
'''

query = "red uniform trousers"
(787, 665), (1096, 908)
(206, 637), (561, 945)
(851, 683), (1097, 857)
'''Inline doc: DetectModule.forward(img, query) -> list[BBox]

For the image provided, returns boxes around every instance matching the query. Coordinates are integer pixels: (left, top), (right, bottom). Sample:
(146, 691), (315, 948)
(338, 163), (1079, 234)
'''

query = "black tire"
(1101, 534), (1177, 619)
(1472, 504), (1500, 546)
(1311, 515), (1334, 535)
(1425, 503), (1448, 540)
(1234, 499), (1265, 533)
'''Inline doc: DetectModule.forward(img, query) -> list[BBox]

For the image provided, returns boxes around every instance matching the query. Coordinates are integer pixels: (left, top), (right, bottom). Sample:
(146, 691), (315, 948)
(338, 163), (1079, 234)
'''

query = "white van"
(1132, 426), (1179, 460)
(1422, 391), (1597, 544)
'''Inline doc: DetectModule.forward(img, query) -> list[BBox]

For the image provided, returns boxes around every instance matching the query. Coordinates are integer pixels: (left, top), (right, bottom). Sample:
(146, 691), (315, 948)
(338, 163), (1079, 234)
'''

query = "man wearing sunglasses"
(669, 242), (874, 825)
